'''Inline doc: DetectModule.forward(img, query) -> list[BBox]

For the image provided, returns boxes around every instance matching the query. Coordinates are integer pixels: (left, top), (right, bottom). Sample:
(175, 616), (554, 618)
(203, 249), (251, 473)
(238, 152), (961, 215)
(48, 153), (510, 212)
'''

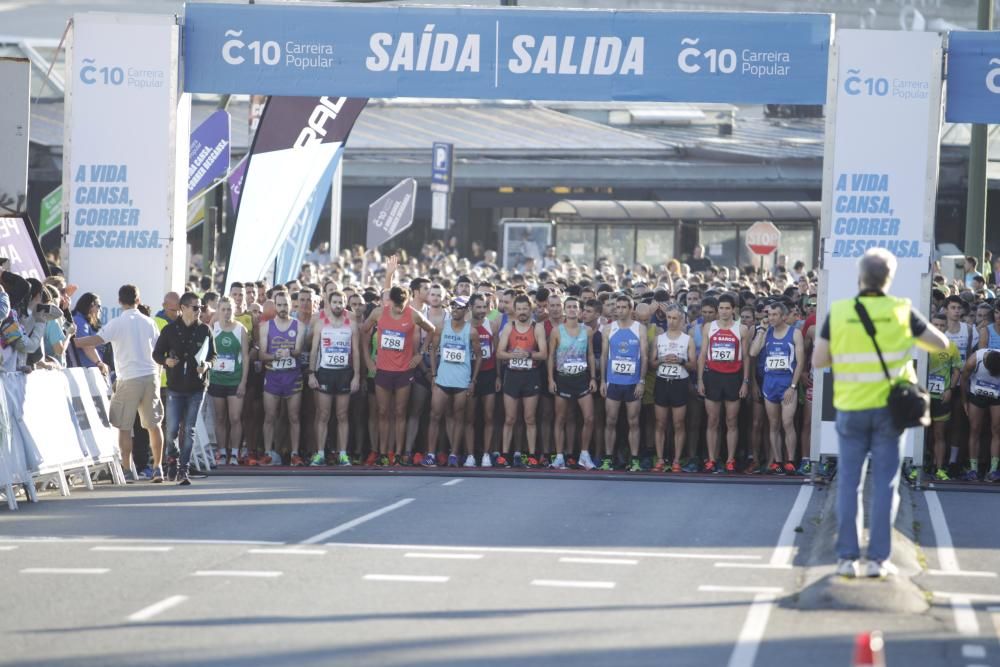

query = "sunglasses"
(183, 303), (205, 312)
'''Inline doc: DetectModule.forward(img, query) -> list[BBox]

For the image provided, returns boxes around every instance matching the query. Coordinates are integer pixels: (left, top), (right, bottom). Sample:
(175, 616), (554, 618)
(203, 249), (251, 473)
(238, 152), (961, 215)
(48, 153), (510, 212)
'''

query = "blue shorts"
(606, 382), (639, 403)
(762, 373), (793, 404)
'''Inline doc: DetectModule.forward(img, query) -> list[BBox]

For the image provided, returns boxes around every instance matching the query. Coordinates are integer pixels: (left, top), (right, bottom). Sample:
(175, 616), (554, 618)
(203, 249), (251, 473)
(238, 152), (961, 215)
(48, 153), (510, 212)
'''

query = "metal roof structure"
(549, 199), (820, 223)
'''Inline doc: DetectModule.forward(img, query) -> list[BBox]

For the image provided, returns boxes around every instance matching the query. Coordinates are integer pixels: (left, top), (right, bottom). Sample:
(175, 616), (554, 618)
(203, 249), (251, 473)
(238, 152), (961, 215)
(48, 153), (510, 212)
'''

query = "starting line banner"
(945, 31), (1000, 124)
(184, 3), (832, 103)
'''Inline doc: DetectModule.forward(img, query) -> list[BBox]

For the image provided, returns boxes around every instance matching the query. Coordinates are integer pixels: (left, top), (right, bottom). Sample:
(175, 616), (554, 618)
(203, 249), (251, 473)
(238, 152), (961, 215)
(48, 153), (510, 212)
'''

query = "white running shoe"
(464, 455), (477, 468)
(862, 559), (897, 578)
(552, 454), (566, 470)
(481, 453), (492, 468)
(579, 451), (596, 471)
(267, 451), (283, 466)
(835, 558), (860, 578)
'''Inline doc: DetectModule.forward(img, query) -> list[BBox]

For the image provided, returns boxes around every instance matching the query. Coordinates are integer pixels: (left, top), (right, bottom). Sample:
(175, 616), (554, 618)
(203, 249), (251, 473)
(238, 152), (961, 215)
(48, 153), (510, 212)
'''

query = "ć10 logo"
(844, 68), (888, 96)
(988, 58), (1000, 94)
(79, 58), (124, 85)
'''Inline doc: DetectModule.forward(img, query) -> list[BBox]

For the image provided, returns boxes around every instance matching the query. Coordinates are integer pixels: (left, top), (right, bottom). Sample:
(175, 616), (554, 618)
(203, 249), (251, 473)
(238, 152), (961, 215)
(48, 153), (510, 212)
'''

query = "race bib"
(560, 360), (587, 375)
(323, 351), (349, 369)
(710, 343), (736, 362)
(213, 356), (236, 373)
(381, 329), (405, 352)
(927, 374), (946, 395)
(442, 344), (466, 364)
(611, 358), (636, 376)
(765, 355), (790, 372)
(480, 340), (492, 360)
(270, 357), (296, 371)
(657, 364), (681, 380)
(509, 356), (533, 370)
(974, 379), (1000, 399)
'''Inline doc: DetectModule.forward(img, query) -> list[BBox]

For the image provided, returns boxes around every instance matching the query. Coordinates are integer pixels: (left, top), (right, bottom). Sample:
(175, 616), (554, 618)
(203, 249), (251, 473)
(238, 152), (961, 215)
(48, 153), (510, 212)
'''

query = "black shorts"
(704, 369), (742, 403)
(503, 369), (540, 399)
(208, 383), (239, 399)
(474, 369), (498, 398)
(968, 392), (1000, 410)
(436, 384), (466, 396)
(315, 367), (354, 395)
(555, 373), (590, 400)
(606, 382), (639, 403)
(654, 378), (688, 408)
(538, 366), (553, 397)
(930, 397), (951, 422)
(366, 377), (376, 394)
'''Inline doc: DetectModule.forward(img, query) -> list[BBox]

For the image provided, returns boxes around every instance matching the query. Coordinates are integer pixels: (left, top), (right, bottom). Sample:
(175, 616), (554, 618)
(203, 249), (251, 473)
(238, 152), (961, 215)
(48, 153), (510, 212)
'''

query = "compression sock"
(991, 457), (999, 472)
(949, 447), (959, 464)
(969, 459), (979, 472)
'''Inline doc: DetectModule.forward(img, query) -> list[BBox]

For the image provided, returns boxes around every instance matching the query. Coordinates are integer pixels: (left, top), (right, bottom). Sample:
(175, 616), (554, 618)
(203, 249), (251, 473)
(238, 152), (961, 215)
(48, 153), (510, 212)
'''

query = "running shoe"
(836, 558), (859, 578)
(682, 459), (700, 473)
(652, 459), (666, 473)
(598, 456), (613, 471)
(290, 453), (305, 467)
(628, 457), (643, 473)
(377, 455), (389, 467)
(177, 470), (191, 486)
(566, 455), (579, 469)
(513, 452), (524, 468)
(934, 468), (950, 481)
(214, 449), (226, 466)
(671, 461), (682, 473)
(448, 454), (459, 467)
(388, 452), (398, 467)
(228, 453), (240, 466)
(247, 452), (259, 466)
(862, 559), (897, 578)
(481, 453), (492, 468)
(782, 462), (796, 475)
(150, 467), (164, 484)
(167, 457), (178, 481)
(400, 454), (412, 466)
(742, 459), (758, 475)
(551, 454), (566, 470)
(987, 470), (1000, 483)
(906, 467), (919, 483)
(963, 469), (980, 482)
(796, 459), (813, 476)
(338, 452), (351, 467)
(726, 460), (737, 474)
(412, 452), (424, 466)
(238, 448), (250, 465)
(141, 465), (154, 479)
(422, 452), (437, 467)
(540, 455), (551, 468)
(768, 462), (784, 475)
(463, 455), (476, 468)
(494, 453), (509, 467)
(819, 460), (837, 478)
(262, 451), (282, 466)
(703, 460), (717, 474)
(310, 453), (326, 467)
(526, 455), (541, 469)
(363, 451), (377, 467)
(578, 451), (596, 470)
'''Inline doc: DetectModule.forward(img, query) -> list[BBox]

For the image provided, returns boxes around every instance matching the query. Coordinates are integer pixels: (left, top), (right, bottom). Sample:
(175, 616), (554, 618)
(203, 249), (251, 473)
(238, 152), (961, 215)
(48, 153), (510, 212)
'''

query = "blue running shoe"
(987, 470), (1000, 483)
(447, 454), (458, 467)
(513, 452), (524, 468)
(422, 452), (437, 467)
(682, 459), (700, 473)
(962, 469), (980, 482)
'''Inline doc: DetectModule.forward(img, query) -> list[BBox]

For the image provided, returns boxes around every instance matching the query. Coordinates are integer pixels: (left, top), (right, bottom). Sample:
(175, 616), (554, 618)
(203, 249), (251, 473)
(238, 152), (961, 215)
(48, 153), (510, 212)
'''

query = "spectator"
(72, 292), (108, 375)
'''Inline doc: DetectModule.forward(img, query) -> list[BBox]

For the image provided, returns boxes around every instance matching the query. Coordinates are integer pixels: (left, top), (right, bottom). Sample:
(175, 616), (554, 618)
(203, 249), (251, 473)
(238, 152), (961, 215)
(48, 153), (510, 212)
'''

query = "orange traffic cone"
(852, 631), (886, 667)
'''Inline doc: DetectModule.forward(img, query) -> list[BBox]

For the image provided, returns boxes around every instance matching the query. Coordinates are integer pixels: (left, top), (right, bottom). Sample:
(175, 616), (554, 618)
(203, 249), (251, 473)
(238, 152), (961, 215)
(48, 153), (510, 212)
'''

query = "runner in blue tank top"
(547, 296), (597, 470)
(599, 294), (648, 472)
(980, 306), (1000, 351)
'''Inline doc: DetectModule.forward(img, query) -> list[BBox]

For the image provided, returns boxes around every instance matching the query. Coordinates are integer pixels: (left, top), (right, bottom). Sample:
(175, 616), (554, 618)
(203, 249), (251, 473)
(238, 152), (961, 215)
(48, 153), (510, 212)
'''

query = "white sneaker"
(836, 558), (860, 578)
(862, 559), (897, 578)
(464, 455), (476, 468)
(552, 454), (566, 470)
(481, 453), (492, 468)
(267, 451), (283, 466)
(579, 451), (596, 471)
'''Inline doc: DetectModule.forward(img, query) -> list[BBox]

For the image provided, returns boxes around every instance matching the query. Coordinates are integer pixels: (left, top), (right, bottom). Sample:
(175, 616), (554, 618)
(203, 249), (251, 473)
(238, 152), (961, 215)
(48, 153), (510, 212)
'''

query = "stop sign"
(745, 221), (781, 256)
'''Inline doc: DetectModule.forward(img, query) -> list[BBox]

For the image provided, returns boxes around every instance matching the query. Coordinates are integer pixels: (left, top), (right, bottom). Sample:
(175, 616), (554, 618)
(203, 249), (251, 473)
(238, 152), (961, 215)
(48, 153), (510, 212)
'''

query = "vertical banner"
(814, 30), (943, 458)
(224, 96), (366, 286)
(0, 58), (30, 216)
(188, 110), (231, 198)
(430, 142), (453, 232)
(64, 14), (190, 323)
(39, 186), (62, 238)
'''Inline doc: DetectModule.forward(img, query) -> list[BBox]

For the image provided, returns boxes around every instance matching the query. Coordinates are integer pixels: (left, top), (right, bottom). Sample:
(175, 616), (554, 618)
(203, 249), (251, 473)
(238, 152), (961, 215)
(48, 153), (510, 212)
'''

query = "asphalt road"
(0, 474), (997, 667)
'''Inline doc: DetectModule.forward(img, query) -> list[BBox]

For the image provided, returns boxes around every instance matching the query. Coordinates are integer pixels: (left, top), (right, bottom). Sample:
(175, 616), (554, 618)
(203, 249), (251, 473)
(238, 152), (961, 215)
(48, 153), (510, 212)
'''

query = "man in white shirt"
(75, 284), (164, 482)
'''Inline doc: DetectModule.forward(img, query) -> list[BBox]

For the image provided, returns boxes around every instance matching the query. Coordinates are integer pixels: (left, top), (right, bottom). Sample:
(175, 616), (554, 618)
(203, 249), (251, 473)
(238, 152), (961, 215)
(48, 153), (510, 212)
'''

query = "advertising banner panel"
(188, 109), (231, 198)
(0, 58), (30, 216)
(815, 30), (944, 458)
(185, 4), (831, 104)
(945, 31), (1000, 124)
(65, 13), (189, 323)
(0, 216), (47, 280)
(367, 178), (417, 249)
(39, 186), (62, 238)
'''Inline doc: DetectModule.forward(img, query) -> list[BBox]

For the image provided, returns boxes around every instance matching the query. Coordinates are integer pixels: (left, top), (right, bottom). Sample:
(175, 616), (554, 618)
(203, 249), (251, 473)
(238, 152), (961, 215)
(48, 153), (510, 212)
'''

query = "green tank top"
(210, 323), (245, 387)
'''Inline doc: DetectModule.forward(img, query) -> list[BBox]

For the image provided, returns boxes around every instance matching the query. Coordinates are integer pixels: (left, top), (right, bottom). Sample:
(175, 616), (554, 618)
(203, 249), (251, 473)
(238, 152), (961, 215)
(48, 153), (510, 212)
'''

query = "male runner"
(464, 292), (501, 467)
(548, 296), (597, 470)
(600, 294), (648, 472)
(428, 296), (482, 466)
(497, 294), (548, 468)
(258, 291), (303, 465)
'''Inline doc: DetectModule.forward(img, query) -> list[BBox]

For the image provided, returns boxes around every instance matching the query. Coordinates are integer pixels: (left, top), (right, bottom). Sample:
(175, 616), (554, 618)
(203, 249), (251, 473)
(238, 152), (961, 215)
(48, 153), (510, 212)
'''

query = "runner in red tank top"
(497, 294), (548, 467)
(464, 293), (502, 467)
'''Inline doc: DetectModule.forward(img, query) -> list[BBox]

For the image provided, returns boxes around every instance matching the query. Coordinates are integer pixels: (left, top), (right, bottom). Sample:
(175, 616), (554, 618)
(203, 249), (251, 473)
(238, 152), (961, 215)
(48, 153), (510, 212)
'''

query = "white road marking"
(962, 645), (986, 659)
(770, 485), (813, 567)
(364, 574), (449, 583)
(925, 491), (961, 573)
(442, 479), (463, 486)
(935, 592), (1000, 603)
(328, 542), (760, 560)
(714, 563), (793, 570)
(127, 595), (187, 623)
(193, 570), (283, 578)
(21, 568), (109, 575)
(927, 569), (997, 578)
(248, 548), (325, 556)
(0, 537), (285, 546)
(0, 546), (19, 551)
(91, 546), (173, 553)
(727, 593), (777, 667)
(403, 552), (483, 560)
(987, 607), (1000, 647)
(558, 557), (638, 566)
(951, 595), (980, 636)
(699, 585), (784, 595)
(300, 498), (415, 545)
(531, 579), (616, 590)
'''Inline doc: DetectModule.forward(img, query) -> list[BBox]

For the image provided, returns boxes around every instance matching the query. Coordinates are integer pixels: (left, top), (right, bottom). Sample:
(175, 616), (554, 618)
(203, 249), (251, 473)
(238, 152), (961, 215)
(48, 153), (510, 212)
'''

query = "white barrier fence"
(0, 368), (126, 510)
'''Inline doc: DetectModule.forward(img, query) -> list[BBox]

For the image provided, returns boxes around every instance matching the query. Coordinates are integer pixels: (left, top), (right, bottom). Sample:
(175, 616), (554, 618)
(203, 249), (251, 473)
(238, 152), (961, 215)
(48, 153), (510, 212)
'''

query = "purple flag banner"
(188, 110), (231, 198)
(0, 215), (47, 280)
(228, 155), (248, 211)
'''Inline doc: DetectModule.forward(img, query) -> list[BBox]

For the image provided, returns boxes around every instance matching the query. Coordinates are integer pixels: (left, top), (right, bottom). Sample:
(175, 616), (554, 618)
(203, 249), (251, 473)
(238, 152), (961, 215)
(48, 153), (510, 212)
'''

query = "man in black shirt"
(153, 292), (216, 485)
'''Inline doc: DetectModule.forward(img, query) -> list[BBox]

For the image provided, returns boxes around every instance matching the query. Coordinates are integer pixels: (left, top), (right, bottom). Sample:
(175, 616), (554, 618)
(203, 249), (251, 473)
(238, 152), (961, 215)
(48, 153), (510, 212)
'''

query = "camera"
(35, 303), (63, 321)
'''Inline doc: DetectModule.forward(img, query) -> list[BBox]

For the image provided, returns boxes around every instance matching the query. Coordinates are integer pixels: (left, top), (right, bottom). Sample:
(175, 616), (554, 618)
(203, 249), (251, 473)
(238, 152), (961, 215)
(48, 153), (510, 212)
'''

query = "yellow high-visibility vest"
(830, 295), (916, 412)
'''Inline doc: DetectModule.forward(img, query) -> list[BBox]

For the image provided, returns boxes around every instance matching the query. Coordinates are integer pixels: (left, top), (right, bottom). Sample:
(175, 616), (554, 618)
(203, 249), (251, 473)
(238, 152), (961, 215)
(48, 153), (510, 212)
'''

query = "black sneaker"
(167, 457), (178, 482)
(177, 468), (191, 486)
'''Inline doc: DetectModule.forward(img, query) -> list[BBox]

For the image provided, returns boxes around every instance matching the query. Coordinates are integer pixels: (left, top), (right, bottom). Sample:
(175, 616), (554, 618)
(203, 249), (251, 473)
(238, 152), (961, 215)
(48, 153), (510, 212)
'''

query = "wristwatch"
(790, 383), (797, 390)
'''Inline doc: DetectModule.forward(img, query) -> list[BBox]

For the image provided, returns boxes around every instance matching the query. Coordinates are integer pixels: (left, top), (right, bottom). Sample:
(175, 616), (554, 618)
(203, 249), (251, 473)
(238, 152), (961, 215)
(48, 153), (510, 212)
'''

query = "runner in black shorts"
(652, 306), (696, 472)
(498, 295), (548, 467)
(465, 294), (502, 466)
(547, 296), (597, 470)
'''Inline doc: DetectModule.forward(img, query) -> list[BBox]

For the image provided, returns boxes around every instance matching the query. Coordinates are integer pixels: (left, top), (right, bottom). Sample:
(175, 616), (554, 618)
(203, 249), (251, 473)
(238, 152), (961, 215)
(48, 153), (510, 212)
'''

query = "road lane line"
(92, 546), (173, 553)
(442, 479), (463, 486)
(21, 568), (109, 575)
(951, 595), (980, 636)
(715, 563), (793, 570)
(770, 485), (813, 567)
(927, 569), (997, 578)
(727, 593), (777, 667)
(962, 645), (987, 659)
(127, 595), (187, 623)
(193, 570), (283, 578)
(925, 490), (961, 573)
(936, 592), (1000, 603)
(0, 537), (286, 546)
(301, 498), (415, 545)
(699, 585), (784, 594)
(0, 546), (19, 551)
(328, 542), (760, 560)
(403, 552), (483, 560)
(364, 574), (449, 583)
(248, 548), (325, 556)
(531, 579), (616, 590)
(558, 557), (638, 566)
